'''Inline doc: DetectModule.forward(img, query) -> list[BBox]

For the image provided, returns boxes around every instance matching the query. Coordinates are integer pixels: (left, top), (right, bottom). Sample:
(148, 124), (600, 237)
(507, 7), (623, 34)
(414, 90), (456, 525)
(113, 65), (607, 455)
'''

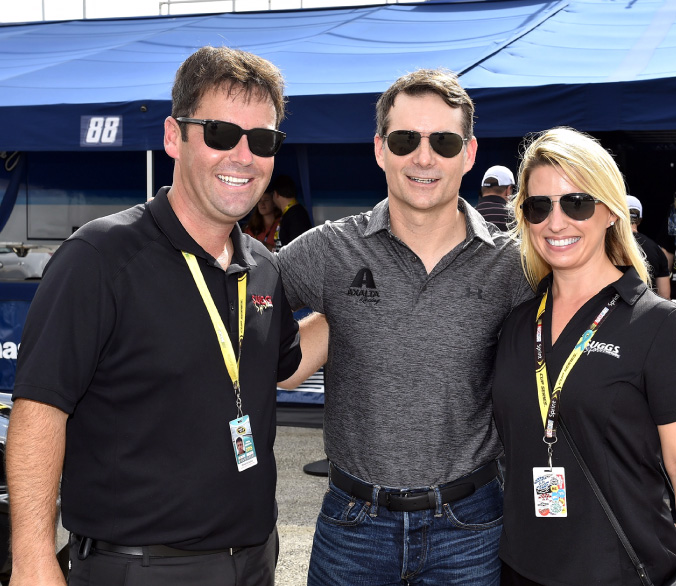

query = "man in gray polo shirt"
(278, 69), (532, 585)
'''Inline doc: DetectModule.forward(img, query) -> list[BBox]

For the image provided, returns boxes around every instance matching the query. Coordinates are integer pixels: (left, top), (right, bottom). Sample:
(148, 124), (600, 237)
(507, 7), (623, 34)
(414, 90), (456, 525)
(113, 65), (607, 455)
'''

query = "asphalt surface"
(275, 425), (327, 586)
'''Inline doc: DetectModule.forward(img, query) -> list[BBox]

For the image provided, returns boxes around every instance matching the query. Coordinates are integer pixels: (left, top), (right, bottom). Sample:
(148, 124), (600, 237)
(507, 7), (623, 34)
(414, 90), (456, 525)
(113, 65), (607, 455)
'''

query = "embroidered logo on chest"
(584, 340), (620, 359)
(345, 268), (381, 305)
(251, 294), (273, 313)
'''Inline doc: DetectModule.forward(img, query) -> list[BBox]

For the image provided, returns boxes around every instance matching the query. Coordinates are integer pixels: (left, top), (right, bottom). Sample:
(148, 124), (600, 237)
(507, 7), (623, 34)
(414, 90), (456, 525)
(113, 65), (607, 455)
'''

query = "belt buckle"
(381, 492), (392, 508)
(386, 491), (412, 510)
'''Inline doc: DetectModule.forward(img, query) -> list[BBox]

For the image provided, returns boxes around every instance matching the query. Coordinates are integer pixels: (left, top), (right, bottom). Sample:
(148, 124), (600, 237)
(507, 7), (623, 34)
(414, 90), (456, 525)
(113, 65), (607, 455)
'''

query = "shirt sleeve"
(275, 284), (302, 382)
(506, 241), (535, 307)
(13, 239), (115, 414)
(277, 225), (328, 313)
(644, 305), (676, 425)
(654, 245), (670, 278)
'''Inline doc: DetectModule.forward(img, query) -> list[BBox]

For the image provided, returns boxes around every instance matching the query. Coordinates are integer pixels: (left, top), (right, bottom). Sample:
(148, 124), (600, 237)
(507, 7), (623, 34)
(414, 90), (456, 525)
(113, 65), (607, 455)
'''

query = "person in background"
(6, 46), (301, 586)
(626, 194), (671, 299)
(271, 174), (312, 250)
(278, 68), (532, 585)
(658, 191), (676, 299)
(493, 127), (676, 586)
(244, 186), (281, 251)
(475, 165), (516, 231)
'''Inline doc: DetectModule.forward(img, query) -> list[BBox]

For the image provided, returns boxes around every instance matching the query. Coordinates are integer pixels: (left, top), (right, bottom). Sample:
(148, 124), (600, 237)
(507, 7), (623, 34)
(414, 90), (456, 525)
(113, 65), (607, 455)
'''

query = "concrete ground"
(275, 425), (326, 586)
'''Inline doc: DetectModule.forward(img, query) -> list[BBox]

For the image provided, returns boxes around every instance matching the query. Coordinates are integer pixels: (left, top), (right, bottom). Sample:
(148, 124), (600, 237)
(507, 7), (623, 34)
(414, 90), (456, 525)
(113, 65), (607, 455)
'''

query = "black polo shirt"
(635, 232), (670, 287)
(13, 187), (301, 550)
(277, 202), (312, 247)
(493, 268), (676, 585)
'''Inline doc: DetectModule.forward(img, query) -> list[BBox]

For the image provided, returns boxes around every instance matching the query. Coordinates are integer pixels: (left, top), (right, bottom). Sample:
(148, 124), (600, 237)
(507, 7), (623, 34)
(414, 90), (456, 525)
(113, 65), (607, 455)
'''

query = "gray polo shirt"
(278, 197), (532, 488)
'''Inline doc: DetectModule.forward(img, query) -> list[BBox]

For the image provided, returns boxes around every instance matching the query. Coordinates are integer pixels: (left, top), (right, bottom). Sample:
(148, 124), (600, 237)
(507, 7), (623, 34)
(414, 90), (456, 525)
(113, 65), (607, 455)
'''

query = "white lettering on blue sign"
(0, 342), (18, 360)
(81, 116), (123, 147)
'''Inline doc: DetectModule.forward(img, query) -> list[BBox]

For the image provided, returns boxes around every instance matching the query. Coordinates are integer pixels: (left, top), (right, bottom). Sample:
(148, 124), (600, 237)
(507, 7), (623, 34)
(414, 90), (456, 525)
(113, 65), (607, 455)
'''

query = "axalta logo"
(0, 342), (19, 359)
(251, 294), (273, 314)
(346, 269), (380, 305)
(584, 340), (620, 359)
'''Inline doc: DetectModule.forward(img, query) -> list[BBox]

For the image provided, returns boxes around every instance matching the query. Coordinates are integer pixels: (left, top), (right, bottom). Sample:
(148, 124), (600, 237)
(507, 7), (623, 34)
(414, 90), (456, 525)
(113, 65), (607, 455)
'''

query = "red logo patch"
(251, 294), (273, 314)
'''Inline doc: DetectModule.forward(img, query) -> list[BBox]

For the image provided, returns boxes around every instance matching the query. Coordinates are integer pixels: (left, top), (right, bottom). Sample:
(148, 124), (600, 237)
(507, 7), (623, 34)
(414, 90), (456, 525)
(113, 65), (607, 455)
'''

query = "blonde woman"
(492, 127), (676, 585)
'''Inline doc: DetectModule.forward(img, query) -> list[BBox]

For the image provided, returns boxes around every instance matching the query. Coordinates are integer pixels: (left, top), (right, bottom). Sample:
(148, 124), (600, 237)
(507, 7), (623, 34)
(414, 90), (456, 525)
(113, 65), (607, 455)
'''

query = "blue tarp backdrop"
(1, 0), (676, 151)
(1, 0), (676, 403)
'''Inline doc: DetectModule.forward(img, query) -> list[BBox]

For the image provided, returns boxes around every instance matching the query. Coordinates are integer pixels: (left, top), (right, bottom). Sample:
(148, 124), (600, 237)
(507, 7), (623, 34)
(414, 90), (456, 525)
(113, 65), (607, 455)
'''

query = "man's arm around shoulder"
(7, 399), (68, 586)
(278, 312), (328, 389)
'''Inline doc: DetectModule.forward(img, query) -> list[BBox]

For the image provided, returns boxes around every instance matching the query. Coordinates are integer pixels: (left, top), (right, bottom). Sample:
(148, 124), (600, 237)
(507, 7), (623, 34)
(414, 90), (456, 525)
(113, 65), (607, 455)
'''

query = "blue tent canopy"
(1, 0), (675, 151)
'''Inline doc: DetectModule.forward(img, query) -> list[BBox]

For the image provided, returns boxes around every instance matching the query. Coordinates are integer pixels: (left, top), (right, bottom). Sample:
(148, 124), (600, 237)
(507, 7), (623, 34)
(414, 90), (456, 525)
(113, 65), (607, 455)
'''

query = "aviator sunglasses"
(383, 130), (468, 158)
(521, 193), (602, 224)
(175, 117), (286, 157)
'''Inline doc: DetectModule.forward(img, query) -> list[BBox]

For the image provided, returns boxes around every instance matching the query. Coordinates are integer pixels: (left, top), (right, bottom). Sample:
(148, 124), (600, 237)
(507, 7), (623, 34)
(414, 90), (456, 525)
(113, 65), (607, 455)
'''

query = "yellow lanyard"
(183, 251), (247, 417)
(535, 289), (619, 439)
(281, 199), (298, 215)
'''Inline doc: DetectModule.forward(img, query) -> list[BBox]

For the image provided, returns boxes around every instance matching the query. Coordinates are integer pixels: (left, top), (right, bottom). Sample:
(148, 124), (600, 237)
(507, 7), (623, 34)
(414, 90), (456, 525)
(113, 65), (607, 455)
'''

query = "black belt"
(329, 461), (499, 512)
(73, 535), (242, 559)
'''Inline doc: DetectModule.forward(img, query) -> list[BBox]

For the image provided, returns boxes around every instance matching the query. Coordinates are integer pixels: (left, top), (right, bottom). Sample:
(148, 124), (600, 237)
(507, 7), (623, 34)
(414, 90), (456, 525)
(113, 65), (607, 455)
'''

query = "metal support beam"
(146, 151), (154, 201)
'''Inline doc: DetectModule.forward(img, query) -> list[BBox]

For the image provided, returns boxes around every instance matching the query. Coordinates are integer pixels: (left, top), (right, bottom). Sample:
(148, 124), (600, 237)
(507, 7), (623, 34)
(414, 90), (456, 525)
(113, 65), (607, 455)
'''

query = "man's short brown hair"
(375, 68), (474, 139)
(171, 46), (286, 140)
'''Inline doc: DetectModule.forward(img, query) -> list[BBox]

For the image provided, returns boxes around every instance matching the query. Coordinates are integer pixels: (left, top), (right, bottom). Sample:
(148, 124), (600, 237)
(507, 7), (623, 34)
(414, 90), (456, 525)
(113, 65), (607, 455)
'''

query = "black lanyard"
(534, 289), (620, 465)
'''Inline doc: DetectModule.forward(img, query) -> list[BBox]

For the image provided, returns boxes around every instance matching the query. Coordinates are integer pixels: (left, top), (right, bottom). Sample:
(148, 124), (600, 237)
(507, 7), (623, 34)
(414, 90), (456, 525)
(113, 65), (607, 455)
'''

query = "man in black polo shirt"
(6, 47), (301, 586)
(271, 174), (313, 250)
(627, 194), (671, 299)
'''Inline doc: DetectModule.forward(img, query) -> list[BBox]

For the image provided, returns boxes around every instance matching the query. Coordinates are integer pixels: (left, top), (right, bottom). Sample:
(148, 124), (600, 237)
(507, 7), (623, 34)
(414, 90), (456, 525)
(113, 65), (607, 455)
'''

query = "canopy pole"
(296, 144), (313, 225)
(146, 151), (154, 201)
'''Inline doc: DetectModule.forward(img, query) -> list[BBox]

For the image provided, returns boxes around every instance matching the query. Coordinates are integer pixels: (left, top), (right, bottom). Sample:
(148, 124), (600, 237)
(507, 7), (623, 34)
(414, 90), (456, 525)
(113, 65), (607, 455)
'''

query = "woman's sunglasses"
(521, 193), (602, 224)
(175, 117), (286, 158)
(383, 130), (468, 158)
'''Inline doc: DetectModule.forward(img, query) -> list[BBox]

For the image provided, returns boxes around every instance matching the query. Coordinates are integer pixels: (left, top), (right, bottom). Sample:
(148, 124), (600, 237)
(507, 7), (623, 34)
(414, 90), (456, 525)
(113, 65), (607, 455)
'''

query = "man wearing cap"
(627, 195), (671, 299)
(475, 165), (515, 231)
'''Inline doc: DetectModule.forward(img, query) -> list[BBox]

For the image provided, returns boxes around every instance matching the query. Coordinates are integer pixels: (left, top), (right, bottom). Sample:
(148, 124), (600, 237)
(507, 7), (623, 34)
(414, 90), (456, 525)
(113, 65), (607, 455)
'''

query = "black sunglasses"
(521, 193), (602, 224)
(383, 130), (468, 158)
(175, 117), (285, 158)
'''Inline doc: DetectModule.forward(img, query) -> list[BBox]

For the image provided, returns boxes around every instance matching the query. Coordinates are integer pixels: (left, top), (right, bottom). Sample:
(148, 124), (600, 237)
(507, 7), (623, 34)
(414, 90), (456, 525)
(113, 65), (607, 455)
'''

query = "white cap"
(626, 195), (642, 219)
(482, 165), (515, 187)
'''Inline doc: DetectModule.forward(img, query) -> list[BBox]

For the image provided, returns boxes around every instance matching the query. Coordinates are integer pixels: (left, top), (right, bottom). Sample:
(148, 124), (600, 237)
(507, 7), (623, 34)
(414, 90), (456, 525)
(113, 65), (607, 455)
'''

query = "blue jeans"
(307, 466), (503, 586)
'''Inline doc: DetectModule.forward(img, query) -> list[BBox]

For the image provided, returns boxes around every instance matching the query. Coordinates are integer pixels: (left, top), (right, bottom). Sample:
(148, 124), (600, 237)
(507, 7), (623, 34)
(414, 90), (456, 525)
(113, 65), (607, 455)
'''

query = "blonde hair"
(510, 127), (648, 289)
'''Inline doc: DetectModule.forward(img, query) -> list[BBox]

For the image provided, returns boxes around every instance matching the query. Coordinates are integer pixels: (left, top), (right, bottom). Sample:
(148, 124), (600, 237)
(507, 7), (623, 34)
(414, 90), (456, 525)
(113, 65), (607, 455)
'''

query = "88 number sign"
(80, 116), (123, 147)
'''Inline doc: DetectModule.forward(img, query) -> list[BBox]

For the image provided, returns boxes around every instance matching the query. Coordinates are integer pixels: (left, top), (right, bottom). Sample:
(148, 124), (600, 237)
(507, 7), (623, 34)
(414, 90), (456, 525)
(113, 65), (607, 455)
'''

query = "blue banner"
(0, 283), (38, 392)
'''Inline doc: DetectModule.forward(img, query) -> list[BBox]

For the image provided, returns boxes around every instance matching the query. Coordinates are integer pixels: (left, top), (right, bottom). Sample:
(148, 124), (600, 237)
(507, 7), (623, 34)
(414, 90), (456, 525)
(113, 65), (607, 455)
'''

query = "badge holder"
(230, 414), (258, 472)
(533, 437), (567, 517)
(183, 253), (257, 474)
(529, 290), (620, 520)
